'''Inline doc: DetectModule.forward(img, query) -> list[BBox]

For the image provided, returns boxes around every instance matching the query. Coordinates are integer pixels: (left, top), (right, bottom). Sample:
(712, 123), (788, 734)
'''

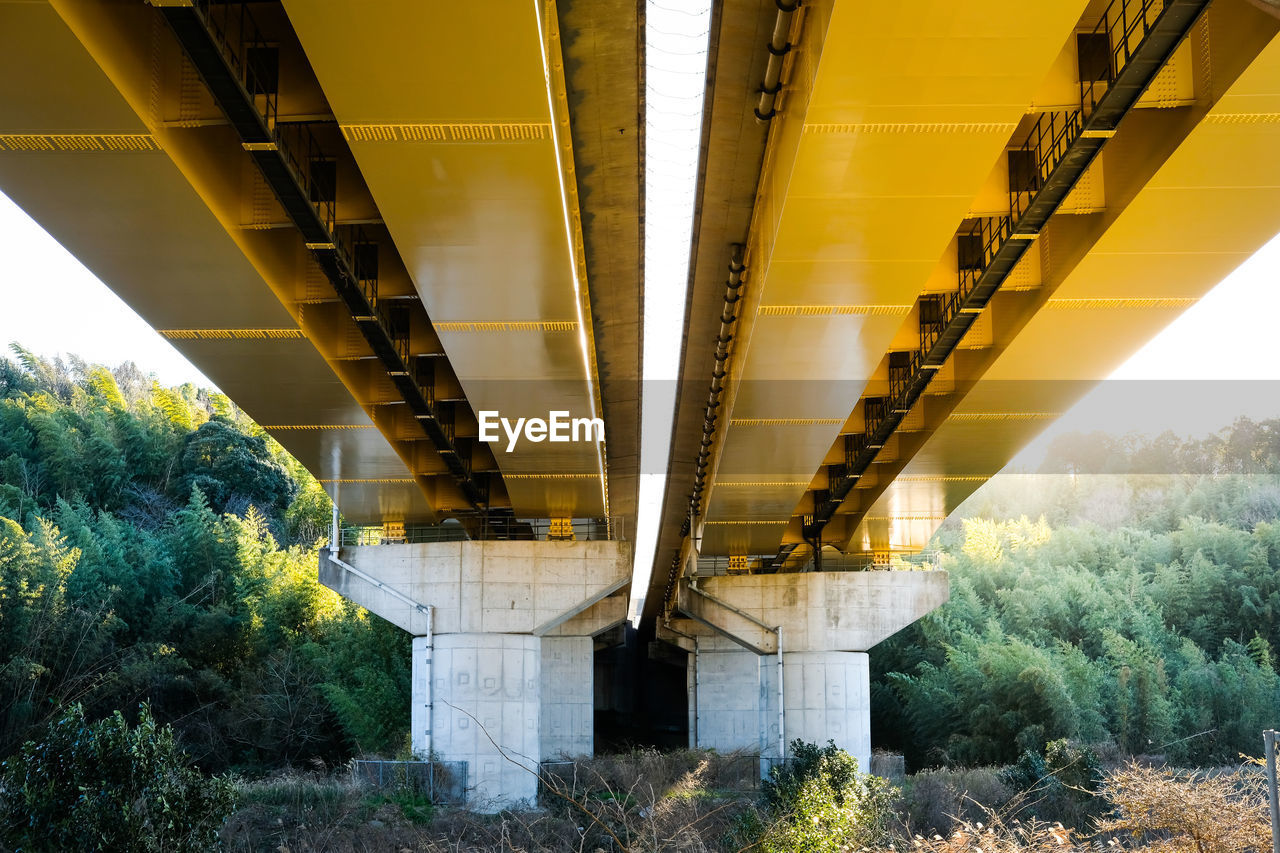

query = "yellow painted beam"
(841, 6), (1280, 554)
(698, 0), (1094, 556)
(281, 0), (609, 518)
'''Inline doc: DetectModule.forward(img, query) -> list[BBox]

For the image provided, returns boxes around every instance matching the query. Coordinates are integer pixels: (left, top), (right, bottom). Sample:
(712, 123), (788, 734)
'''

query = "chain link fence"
(538, 750), (768, 805)
(351, 759), (468, 805)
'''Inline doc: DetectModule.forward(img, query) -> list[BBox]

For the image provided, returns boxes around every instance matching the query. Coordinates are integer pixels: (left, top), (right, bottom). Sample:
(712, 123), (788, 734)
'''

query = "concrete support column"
(689, 646), (869, 769)
(432, 633), (543, 806)
(409, 633), (596, 807)
(776, 651), (870, 770)
(540, 636), (594, 759)
(668, 569), (948, 775)
(696, 647), (769, 757)
(320, 540), (631, 811)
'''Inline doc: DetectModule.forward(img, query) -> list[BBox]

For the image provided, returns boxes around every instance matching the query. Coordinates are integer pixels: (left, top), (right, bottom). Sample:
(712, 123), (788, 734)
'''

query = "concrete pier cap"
(690, 570), (950, 652)
(320, 540), (631, 811)
(661, 569), (949, 773)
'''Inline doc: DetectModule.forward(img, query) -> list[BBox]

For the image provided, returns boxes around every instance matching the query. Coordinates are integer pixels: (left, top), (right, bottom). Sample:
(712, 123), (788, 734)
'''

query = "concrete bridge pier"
(320, 540), (630, 810)
(659, 570), (949, 773)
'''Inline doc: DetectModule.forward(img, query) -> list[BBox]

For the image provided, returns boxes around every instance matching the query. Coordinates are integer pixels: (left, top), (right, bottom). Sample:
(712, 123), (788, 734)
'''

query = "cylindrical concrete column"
(694, 648), (871, 773)
(773, 651), (870, 771)
(431, 633), (542, 808)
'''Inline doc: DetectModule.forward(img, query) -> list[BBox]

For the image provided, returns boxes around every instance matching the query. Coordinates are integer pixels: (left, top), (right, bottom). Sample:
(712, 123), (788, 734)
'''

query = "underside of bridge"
(647, 0), (1280, 611)
(2, 0), (1279, 810)
(0, 0), (640, 537)
(642, 0), (1280, 790)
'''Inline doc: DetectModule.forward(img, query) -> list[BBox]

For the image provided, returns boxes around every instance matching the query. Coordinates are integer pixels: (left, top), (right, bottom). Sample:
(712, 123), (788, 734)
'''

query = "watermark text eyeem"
(478, 411), (605, 453)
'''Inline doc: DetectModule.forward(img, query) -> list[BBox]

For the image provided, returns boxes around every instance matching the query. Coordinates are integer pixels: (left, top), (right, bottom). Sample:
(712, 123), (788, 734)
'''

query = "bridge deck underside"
(693, 0), (1097, 558)
(0, 0), (440, 524)
(0, 0), (641, 528)
(650, 0), (1280, 610)
(849, 29), (1280, 554)
(281, 0), (641, 521)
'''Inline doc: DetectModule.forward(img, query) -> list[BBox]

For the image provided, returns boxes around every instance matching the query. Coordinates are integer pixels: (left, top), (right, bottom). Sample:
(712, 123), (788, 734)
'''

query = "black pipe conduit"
(755, 0), (799, 122)
(681, 244), (746, 540)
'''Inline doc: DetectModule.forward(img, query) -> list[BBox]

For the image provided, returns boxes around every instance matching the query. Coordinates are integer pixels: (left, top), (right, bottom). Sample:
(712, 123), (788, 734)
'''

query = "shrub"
(999, 739), (1103, 827)
(534, 747), (762, 852)
(760, 739), (897, 853)
(0, 703), (236, 852)
(902, 766), (1014, 833)
(1001, 748), (1048, 792)
(1043, 739), (1102, 794)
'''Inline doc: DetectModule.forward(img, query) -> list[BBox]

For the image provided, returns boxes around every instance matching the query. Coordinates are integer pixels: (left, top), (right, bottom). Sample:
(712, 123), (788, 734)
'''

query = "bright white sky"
(0, 189), (212, 388)
(1008, 229), (1280, 468)
(631, 0), (715, 611)
(2, 3), (1280, 612)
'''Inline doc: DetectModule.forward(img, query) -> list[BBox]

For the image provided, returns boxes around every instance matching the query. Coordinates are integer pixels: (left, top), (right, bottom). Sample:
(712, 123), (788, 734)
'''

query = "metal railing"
(1081, 0), (1167, 118)
(792, 549), (942, 573)
(695, 555), (779, 577)
(696, 549), (940, 576)
(863, 397), (888, 436)
(1009, 110), (1082, 223)
(471, 516), (626, 542)
(339, 516), (626, 547)
(887, 350), (922, 409)
(274, 121), (338, 234)
(351, 759), (467, 805)
(164, 0), (489, 508)
(188, 0), (277, 131)
(919, 296), (947, 355)
(185, 1), (336, 238)
(956, 214), (1013, 298)
(334, 224), (379, 308)
(340, 525), (470, 547)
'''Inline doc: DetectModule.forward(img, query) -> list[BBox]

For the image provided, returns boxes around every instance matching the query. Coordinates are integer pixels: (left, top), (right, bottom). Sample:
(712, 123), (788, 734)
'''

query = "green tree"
(0, 703), (236, 852)
(174, 418), (295, 517)
(761, 740), (896, 853)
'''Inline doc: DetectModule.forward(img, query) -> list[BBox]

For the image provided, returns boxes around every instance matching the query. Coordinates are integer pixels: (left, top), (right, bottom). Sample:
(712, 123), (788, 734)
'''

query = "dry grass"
(1096, 762), (1271, 853)
(900, 767), (1015, 834)
(895, 763), (1272, 853)
(217, 757), (1278, 853)
(899, 817), (1081, 853)
(218, 752), (766, 853)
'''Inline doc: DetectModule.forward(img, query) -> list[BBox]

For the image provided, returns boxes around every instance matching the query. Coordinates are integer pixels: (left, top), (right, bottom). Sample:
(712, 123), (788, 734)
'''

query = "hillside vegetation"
(0, 348), (408, 771)
(873, 422), (1280, 768)
(3, 348), (1280, 798)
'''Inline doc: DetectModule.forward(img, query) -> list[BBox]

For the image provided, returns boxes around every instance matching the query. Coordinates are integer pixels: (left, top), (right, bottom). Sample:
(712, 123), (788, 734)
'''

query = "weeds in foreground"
(216, 754), (1278, 853)
(1096, 762), (1270, 853)
(903, 761), (1271, 853)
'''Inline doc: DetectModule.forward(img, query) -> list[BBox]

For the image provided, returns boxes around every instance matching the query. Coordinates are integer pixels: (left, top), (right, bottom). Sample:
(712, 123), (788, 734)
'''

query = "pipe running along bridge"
(1, 0), (1278, 808)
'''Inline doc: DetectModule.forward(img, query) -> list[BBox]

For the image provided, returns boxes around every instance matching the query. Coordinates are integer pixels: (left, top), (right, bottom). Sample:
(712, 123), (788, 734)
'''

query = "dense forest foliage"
(873, 421), (1280, 768)
(0, 348), (409, 772)
(4, 346), (1280, 782)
